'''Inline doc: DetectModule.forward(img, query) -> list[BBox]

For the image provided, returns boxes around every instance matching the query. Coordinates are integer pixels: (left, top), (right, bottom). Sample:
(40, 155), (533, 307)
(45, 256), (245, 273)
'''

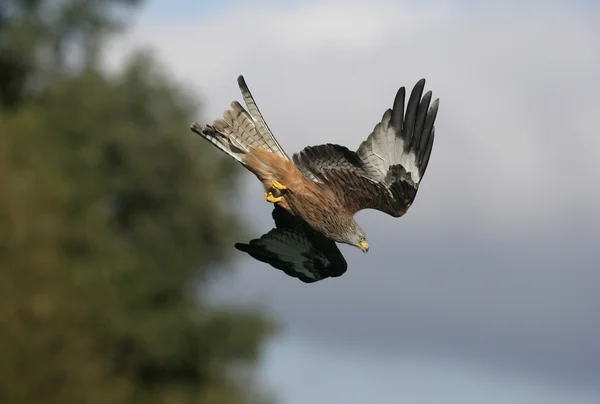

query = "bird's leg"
(271, 179), (287, 191)
(264, 179), (288, 203)
(264, 190), (282, 203)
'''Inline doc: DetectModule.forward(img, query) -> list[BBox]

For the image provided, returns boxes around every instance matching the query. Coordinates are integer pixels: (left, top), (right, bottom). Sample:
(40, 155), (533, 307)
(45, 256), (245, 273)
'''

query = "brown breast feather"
(242, 147), (341, 219)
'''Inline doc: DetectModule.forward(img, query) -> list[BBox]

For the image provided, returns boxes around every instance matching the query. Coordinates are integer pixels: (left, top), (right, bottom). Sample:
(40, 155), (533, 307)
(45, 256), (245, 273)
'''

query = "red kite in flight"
(191, 76), (439, 283)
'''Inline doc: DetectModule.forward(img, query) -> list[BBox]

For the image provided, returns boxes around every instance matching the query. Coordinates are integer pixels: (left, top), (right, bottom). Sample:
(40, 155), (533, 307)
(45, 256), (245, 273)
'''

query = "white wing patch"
(399, 150), (420, 183)
(360, 114), (422, 184)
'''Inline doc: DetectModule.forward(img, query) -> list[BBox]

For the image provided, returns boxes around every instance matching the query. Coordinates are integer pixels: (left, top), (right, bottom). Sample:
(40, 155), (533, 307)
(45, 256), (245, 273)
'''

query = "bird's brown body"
(243, 147), (357, 243)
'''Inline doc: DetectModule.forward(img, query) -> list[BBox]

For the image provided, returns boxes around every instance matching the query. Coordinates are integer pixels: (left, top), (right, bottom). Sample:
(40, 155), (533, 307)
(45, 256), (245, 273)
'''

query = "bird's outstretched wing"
(293, 79), (439, 217)
(234, 205), (347, 283)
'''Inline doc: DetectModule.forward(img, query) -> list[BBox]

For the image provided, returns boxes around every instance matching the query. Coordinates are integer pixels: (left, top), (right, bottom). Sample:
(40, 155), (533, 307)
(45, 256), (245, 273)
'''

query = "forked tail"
(190, 75), (289, 169)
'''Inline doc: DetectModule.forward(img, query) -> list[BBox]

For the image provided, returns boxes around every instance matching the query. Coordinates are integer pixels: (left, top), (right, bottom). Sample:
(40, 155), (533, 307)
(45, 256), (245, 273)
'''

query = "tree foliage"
(0, 1), (276, 403)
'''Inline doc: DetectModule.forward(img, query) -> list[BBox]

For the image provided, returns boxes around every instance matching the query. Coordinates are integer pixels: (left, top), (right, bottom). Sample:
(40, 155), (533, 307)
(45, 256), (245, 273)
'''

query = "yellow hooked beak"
(359, 240), (369, 253)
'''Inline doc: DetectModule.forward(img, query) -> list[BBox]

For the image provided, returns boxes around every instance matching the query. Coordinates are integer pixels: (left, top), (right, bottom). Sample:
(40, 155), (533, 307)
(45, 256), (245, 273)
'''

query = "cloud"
(262, 336), (600, 404)
(105, 0), (600, 390)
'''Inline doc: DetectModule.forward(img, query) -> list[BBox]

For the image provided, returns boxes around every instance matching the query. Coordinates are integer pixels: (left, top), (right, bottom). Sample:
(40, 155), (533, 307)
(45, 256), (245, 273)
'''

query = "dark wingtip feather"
(430, 98), (440, 114)
(415, 96), (439, 169)
(420, 126), (435, 174)
(402, 79), (426, 146)
(391, 86), (406, 130)
(413, 90), (433, 151)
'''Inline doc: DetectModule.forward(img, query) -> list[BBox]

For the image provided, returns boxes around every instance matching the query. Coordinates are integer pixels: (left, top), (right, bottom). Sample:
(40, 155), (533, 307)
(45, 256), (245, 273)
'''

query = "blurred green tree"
(0, 1), (276, 403)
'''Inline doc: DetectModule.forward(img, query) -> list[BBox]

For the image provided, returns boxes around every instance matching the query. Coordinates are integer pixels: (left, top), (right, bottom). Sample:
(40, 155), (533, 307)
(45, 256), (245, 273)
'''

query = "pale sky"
(107, 1), (600, 402)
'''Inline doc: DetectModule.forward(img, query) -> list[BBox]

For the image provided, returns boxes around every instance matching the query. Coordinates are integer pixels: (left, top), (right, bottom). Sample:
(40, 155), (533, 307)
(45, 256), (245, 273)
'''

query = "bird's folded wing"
(235, 205), (347, 283)
(293, 79), (439, 217)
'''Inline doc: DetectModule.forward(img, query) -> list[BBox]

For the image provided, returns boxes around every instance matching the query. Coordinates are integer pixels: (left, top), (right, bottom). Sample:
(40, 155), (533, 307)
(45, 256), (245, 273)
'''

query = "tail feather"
(190, 122), (245, 164)
(236, 75), (289, 159)
(191, 77), (289, 167)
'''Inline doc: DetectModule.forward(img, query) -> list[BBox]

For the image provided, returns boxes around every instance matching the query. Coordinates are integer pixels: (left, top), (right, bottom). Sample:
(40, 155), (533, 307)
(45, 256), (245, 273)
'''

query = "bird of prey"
(190, 76), (439, 283)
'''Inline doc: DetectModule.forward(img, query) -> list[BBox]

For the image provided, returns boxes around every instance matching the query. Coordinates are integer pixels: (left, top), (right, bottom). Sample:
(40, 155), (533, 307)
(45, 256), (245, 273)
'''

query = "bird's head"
(358, 236), (369, 253)
(347, 225), (369, 253)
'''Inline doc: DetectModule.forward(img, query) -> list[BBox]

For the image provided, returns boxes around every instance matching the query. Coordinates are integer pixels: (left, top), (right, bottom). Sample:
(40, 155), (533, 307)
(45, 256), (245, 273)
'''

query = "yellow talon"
(264, 191), (283, 203)
(271, 179), (287, 190)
